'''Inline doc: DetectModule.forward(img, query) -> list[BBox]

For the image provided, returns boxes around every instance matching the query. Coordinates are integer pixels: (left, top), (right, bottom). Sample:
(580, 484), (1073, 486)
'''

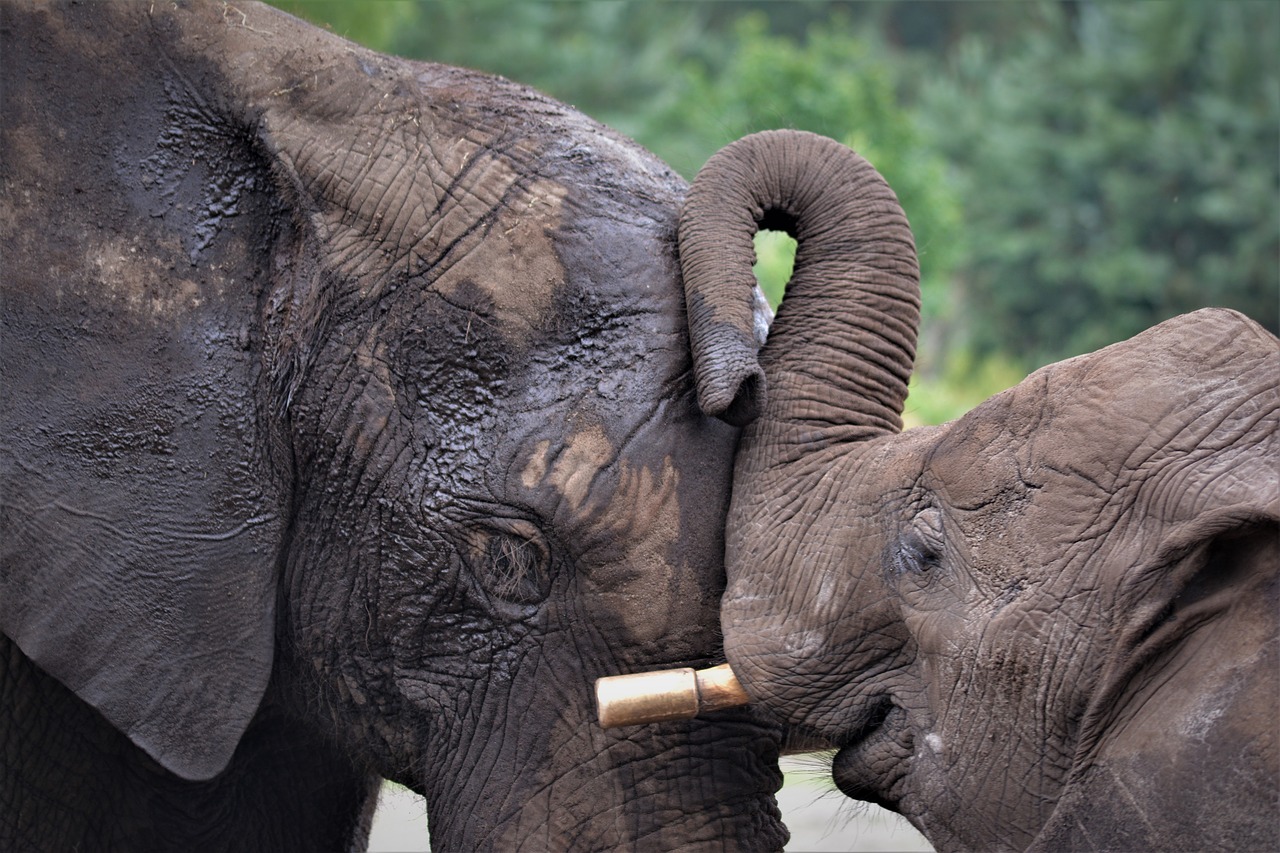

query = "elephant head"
(0, 3), (784, 850)
(680, 130), (1279, 850)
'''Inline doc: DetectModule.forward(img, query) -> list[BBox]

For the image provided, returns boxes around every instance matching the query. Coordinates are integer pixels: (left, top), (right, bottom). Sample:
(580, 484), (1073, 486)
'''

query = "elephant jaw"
(436, 712), (790, 852)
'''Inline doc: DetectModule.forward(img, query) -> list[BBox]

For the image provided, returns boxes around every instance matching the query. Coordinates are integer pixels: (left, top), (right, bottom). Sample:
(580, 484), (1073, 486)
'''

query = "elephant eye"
(893, 507), (945, 575)
(471, 520), (551, 608)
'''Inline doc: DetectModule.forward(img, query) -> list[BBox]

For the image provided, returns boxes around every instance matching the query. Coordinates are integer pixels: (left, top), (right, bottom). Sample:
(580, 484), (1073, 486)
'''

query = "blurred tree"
(272, 0), (417, 52)
(922, 0), (1279, 368)
(650, 13), (962, 319)
(277, 0), (720, 157)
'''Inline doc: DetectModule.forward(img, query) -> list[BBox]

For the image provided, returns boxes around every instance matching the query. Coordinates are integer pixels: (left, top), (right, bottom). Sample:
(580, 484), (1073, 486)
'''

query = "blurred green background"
(272, 0), (1278, 426)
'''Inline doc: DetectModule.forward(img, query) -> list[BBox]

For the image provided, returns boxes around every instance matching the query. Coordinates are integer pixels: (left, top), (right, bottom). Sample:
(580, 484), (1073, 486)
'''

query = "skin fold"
(0, 2), (787, 850)
(679, 130), (1278, 851)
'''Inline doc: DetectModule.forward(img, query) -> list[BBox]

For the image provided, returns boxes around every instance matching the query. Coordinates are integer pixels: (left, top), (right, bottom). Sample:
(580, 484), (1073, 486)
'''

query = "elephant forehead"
(923, 408), (1025, 511)
(926, 347), (1184, 510)
(270, 108), (570, 345)
(923, 312), (1278, 595)
(922, 387), (1097, 588)
(935, 310), (1276, 490)
(433, 179), (568, 342)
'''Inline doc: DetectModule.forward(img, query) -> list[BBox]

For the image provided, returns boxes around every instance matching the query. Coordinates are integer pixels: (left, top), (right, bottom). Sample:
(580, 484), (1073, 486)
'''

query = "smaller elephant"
(678, 131), (1279, 851)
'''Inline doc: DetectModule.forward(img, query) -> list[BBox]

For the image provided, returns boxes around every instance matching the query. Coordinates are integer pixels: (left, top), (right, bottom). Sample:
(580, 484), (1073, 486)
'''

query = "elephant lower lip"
(831, 702), (903, 810)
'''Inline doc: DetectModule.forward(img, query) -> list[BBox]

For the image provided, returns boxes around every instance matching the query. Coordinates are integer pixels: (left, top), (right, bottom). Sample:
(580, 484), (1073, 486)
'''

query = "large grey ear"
(1027, 312), (1279, 850)
(1101, 310), (1278, 618)
(0, 3), (287, 782)
(1074, 309), (1279, 749)
(0, 296), (285, 784)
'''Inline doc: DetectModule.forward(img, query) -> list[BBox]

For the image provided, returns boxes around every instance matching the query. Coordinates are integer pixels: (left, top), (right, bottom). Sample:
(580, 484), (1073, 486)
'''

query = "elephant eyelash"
(894, 534), (942, 574)
(487, 535), (547, 599)
(893, 507), (946, 575)
(471, 521), (552, 608)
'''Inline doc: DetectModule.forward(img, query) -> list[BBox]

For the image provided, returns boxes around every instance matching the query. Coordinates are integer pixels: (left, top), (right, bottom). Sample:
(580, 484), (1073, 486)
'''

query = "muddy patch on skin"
(519, 424), (694, 647)
(267, 102), (569, 348)
(522, 425), (614, 513)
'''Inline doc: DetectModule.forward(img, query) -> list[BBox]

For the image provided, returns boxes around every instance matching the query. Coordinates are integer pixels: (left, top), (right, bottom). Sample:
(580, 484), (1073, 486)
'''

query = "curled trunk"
(679, 130), (921, 443)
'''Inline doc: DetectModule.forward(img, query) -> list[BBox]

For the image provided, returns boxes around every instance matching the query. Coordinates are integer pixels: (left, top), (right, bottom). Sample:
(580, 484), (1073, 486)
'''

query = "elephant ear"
(1069, 309), (1279, 768)
(1026, 310), (1279, 849)
(1100, 310), (1278, 651)
(0, 3), (291, 781)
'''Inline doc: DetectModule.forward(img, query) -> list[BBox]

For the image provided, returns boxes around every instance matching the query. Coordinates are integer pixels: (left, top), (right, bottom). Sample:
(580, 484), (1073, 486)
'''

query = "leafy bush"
(922, 0), (1279, 368)
(661, 13), (962, 318)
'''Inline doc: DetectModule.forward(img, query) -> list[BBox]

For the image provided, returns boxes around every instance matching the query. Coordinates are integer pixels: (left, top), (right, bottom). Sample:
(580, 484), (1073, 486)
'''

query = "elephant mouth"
(830, 699), (907, 811)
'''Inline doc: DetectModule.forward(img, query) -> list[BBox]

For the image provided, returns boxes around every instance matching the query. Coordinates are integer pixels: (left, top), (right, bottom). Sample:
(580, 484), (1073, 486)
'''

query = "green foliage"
(272, 1), (418, 52)
(922, 0), (1280, 368)
(903, 350), (1026, 429)
(655, 13), (962, 316)
(752, 231), (796, 310)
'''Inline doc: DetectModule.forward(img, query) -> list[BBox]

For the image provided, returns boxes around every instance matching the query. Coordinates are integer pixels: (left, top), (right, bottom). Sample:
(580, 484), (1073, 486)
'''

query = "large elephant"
(678, 131), (1279, 851)
(0, 3), (786, 850)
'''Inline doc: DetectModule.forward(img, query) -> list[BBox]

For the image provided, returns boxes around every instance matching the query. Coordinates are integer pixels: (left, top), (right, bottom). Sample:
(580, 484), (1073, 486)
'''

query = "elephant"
(0, 2), (788, 850)
(676, 130), (1279, 851)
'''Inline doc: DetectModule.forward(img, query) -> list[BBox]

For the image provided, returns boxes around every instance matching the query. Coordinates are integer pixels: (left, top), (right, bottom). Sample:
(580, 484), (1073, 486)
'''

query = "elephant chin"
(415, 703), (789, 852)
(831, 702), (913, 813)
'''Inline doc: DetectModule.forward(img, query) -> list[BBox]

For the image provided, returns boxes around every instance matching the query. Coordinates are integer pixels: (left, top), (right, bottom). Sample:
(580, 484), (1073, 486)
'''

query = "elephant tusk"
(595, 663), (750, 728)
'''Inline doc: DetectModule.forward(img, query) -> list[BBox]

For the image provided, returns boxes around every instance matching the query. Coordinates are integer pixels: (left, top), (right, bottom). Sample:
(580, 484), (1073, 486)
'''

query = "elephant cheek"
(719, 608), (843, 732)
(903, 605), (968, 710)
(531, 432), (719, 653)
(580, 519), (707, 650)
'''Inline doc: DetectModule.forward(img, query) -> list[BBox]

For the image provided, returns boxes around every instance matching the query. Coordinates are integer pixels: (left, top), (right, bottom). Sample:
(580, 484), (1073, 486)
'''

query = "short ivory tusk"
(595, 663), (751, 728)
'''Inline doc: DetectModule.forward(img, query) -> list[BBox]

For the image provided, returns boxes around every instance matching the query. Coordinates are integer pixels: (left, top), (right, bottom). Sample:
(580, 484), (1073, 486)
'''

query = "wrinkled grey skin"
(0, 3), (785, 851)
(679, 131), (1279, 851)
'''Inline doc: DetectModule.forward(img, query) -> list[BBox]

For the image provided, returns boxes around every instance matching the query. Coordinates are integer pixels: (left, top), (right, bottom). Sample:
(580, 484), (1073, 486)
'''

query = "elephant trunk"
(680, 131), (921, 735)
(678, 130), (920, 442)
